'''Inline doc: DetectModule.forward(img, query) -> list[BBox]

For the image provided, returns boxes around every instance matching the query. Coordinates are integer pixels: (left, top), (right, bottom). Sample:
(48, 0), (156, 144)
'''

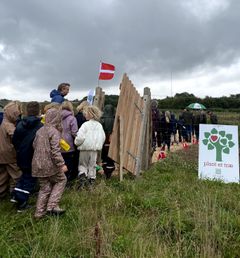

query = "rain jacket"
(0, 102), (21, 164)
(61, 109), (78, 152)
(50, 89), (65, 103)
(101, 104), (115, 134)
(74, 119), (105, 151)
(32, 108), (65, 177)
(12, 116), (42, 169)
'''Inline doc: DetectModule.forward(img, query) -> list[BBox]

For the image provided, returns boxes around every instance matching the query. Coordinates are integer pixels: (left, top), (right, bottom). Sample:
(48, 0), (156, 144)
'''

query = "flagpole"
(98, 60), (101, 88)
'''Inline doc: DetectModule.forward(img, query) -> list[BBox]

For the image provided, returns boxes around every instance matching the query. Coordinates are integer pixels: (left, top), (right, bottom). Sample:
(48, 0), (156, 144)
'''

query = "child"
(61, 101), (78, 182)
(32, 108), (67, 219)
(73, 100), (90, 181)
(0, 101), (22, 199)
(12, 101), (43, 211)
(75, 100), (89, 129)
(100, 104), (116, 179)
(74, 105), (105, 188)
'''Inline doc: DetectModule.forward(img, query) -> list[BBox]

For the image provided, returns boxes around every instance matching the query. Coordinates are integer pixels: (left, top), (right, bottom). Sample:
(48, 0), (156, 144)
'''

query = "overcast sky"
(0, 0), (240, 101)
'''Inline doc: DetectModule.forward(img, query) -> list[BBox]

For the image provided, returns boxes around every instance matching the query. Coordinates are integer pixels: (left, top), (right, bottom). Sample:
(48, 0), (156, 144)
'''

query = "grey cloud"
(0, 0), (239, 100)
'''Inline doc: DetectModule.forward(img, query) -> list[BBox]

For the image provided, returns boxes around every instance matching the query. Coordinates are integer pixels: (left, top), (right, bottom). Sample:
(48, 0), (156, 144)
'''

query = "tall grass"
(0, 144), (240, 257)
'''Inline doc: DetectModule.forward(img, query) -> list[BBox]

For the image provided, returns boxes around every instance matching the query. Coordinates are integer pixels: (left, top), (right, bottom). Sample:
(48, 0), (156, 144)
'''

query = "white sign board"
(198, 124), (239, 183)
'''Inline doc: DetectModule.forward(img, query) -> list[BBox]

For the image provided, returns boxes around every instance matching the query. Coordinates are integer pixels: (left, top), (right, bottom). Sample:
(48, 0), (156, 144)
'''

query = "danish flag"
(98, 62), (115, 80)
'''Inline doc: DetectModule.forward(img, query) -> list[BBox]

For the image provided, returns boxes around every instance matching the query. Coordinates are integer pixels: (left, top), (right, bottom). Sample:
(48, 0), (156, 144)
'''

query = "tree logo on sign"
(202, 128), (235, 162)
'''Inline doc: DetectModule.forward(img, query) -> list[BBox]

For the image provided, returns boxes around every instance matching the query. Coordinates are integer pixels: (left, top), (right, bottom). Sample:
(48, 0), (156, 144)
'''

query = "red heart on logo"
(211, 135), (218, 142)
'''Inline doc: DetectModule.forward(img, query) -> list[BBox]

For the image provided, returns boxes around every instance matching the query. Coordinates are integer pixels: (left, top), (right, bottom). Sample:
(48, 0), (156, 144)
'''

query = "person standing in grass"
(0, 103), (4, 125)
(207, 111), (218, 124)
(101, 104), (116, 179)
(74, 105), (105, 188)
(182, 108), (193, 143)
(0, 101), (22, 199)
(161, 111), (172, 151)
(61, 101), (78, 182)
(73, 100), (90, 179)
(75, 100), (89, 129)
(151, 99), (161, 150)
(12, 101), (43, 212)
(32, 108), (68, 219)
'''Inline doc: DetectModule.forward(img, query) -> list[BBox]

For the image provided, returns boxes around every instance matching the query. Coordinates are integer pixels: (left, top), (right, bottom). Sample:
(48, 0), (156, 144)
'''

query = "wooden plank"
(123, 84), (134, 171)
(109, 74), (152, 175)
(142, 88), (152, 170)
(135, 88), (151, 176)
(109, 74), (127, 162)
(119, 115), (124, 181)
(128, 89), (142, 174)
(123, 83), (139, 172)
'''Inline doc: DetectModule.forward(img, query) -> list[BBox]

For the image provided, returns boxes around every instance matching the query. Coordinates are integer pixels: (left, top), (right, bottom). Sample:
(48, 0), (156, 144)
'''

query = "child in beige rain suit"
(0, 101), (22, 198)
(32, 108), (67, 218)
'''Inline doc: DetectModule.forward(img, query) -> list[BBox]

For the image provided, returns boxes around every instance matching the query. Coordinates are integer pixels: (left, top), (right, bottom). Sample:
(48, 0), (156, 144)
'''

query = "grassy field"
(0, 111), (239, 257)
(0, 144), (240, 257)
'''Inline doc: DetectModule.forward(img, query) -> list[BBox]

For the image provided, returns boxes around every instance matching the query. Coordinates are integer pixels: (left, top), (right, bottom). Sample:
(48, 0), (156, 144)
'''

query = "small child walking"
(0, 101), (22, 199)
(12, 101), (43, 212)
(32, 108), (67, 219)
(74, 105), (105, 188)
(61, 101), (78, 182)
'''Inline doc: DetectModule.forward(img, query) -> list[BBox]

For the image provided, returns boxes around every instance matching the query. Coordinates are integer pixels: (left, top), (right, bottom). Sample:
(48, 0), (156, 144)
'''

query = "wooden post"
(119, 115), (124, 181)
(135, 87), (151, 176)
(93, 87), (105, 110)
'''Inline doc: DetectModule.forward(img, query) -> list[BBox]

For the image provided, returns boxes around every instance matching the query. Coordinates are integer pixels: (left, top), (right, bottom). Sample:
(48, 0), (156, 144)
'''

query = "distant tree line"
(157, 92), (240, 111)
(1, 92), (239, 111)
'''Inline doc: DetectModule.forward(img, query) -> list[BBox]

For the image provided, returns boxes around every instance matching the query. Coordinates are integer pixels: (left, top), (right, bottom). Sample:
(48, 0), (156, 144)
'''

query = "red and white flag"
(98, 62), (115, 80)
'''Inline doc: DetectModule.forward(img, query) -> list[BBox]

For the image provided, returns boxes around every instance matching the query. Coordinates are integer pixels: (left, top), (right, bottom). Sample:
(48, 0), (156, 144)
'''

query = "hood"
(151, 99), (158, 109)
(3, 101), (21, 123)
(102, 104), (115, 118)
(50, 89), (61, 98)
(61, 109), (73, 120)
(22, 116), (41, 129)
(45, 108), (62, 129)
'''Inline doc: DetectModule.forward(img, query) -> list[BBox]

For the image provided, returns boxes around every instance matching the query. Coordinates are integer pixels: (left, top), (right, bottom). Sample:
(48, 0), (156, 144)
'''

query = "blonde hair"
(62, 100), (74, 114)
(165, 111), (171, 123)
(4, 101), (22, 114)
(43, 102), (61, 113)
(84, 105), (102, 121)
(76, 100), (89, 113)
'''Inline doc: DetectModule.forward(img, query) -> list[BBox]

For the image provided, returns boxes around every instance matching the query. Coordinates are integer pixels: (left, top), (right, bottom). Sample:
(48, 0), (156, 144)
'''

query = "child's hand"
(60, 165), (68, 173)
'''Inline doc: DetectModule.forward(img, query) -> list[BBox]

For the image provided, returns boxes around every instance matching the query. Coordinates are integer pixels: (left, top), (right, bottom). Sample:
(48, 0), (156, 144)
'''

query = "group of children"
(0, 100), (115, 219)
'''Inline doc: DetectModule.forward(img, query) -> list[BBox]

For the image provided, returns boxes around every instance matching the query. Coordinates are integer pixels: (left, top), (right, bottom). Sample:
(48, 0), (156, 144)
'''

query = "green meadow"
(0, 111), (239, 257)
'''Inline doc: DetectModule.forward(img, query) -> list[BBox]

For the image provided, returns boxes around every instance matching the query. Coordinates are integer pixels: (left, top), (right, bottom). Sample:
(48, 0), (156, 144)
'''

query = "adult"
(207, 111), (218, 124)
(151, 99), (161, 150)
(50, 83), (70, 103)
(161, 111), (172, 151)
(101, 104), (116, 179)
(193, 110), (201, 142)
(0, 103), (3, 125)
(182, 108), (193, 143)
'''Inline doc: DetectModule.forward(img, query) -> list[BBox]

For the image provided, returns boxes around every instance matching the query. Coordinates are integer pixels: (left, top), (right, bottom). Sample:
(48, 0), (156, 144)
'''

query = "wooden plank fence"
(108, 74), (152, 176)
